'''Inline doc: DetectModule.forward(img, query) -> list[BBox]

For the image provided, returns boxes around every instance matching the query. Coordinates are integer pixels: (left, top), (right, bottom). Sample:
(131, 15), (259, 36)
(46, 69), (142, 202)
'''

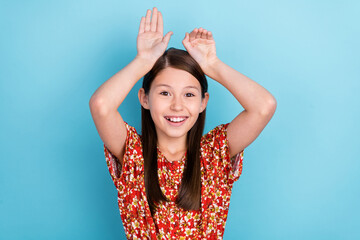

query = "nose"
(170, 95), (183, 111)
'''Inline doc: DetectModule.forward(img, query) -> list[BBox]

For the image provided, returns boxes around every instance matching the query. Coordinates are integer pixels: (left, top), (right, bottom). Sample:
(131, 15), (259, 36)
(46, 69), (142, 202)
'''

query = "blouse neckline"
(156, 146), (187, 164)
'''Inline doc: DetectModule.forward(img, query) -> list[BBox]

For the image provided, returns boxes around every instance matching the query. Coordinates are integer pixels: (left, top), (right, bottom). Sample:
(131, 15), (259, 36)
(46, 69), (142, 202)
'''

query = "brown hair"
(141, 47), (208, 216)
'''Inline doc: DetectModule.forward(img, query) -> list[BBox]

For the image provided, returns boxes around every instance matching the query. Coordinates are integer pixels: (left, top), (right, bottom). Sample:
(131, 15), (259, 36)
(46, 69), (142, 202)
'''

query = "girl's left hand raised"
(182, 27), (218, 74)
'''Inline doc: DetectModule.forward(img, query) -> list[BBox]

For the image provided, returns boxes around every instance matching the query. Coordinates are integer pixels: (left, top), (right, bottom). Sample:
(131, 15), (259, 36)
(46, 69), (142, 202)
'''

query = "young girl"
(89, 7), (276, 240)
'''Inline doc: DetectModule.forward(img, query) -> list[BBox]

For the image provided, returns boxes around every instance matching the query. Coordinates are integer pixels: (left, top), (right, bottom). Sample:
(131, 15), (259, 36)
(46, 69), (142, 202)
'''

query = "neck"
(157, 135), (187, 156)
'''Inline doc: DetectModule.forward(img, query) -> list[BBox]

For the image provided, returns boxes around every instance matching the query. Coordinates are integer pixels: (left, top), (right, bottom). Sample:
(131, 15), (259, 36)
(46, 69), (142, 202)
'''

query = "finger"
(201, 29), (208, 38)
(184, 32), (189, 40)
(207, 31), (213, 40)
(145, 9), (151, 31)
(189, 28), (198, 41)
(139, 17), (145, 34)
(182, 32), (189, 48)
(163, 31), (173, 46)
(196, 27), (202, 38)
(157, 11), (163, 35)
(184, 32), (192, 47)
(150, 7), (158, 32)
(182, 32), (189, 43)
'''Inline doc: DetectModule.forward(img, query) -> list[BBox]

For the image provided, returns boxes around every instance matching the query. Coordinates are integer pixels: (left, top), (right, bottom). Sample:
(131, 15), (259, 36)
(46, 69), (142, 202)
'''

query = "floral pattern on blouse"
(104, 121), (244, 239)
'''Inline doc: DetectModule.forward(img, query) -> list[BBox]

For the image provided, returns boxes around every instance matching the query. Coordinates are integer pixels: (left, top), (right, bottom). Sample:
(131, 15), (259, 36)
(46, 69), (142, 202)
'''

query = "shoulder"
(123, 121), (142, 144)
(200, 123), (230, 161)
(200, 122), (244, 184)
(124, 121), (140, 136)
(201, 123), (230, 146)
(122, 122), (143, 155)
(104, 121), (143, 165)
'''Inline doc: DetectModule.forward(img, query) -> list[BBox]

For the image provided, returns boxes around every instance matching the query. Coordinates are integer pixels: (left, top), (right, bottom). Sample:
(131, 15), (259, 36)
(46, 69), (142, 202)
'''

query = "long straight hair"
(141, 48), (208, 216)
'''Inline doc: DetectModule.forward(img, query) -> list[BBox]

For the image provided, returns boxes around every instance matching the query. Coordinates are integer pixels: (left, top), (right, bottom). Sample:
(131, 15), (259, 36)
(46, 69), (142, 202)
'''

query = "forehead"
(152, 67), (200, 89)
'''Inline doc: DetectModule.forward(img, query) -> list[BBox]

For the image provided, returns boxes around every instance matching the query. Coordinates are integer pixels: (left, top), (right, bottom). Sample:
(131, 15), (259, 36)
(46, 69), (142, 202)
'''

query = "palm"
(182, 28), (217, 71)
(136, 7), (173, 63)
(137, 31), (166, 60)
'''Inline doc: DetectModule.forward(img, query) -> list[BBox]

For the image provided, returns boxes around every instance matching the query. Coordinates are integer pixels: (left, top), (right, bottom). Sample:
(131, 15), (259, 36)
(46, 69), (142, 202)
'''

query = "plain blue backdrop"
(1, 0), (359, 239)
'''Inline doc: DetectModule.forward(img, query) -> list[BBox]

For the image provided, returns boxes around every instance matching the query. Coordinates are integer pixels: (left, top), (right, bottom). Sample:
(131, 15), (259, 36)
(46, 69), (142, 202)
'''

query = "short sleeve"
(202, 123), (244, 185)
(103, 121), (141, 188)
(104, 144), (122, 187)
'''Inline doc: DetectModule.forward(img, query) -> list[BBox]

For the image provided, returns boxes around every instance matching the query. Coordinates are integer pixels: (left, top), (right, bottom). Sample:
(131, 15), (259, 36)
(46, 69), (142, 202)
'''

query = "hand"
(182, 27), (219, 74)
(136, 7), (173, 65)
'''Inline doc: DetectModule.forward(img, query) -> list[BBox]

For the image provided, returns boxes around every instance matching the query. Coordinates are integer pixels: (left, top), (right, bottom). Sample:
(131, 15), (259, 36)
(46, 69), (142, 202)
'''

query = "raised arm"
(182, 28), (277, 158)
(89, 7), (173, 162)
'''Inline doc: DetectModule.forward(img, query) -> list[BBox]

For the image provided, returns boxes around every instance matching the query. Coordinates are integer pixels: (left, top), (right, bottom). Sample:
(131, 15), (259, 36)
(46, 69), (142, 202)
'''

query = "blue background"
(1, 0), (359, 239)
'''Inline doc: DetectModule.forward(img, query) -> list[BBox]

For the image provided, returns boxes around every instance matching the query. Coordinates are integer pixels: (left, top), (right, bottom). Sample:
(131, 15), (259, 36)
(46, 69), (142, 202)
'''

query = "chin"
(158, 117), (197, 139)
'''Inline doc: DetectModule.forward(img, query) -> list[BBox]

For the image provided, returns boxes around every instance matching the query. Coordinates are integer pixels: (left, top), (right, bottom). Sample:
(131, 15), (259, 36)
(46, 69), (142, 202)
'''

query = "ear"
(200, 92), (209, 113)
(138, 88), (150, 109)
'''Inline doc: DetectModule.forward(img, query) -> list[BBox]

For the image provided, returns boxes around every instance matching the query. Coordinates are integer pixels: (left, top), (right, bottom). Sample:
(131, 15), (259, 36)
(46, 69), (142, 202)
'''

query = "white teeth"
(166, 117), (186, 122)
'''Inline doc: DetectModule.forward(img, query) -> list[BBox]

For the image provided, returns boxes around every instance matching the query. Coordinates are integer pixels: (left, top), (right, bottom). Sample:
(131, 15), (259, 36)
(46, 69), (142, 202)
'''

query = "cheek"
(149, 98), (167, 116)
(188, 99), (203, 112)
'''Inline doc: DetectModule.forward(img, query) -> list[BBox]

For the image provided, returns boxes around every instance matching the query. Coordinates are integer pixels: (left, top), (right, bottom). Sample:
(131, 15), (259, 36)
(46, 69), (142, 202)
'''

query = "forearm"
(206, 58), (276, 114)
(89, 56), (153, 112)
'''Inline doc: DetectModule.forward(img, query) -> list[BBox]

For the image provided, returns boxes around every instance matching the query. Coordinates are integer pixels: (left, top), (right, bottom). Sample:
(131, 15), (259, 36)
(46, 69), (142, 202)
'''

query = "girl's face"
(139, 67), (209, 141)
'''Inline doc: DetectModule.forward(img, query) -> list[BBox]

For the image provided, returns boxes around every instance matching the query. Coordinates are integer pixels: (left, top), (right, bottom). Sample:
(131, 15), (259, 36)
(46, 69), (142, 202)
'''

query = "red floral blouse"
(104, 121), (244, 239)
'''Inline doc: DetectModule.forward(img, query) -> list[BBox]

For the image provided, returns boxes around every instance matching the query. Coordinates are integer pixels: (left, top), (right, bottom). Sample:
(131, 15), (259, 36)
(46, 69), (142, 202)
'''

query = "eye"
(185, 93), (195, 97)
(160, 91), (169, 96)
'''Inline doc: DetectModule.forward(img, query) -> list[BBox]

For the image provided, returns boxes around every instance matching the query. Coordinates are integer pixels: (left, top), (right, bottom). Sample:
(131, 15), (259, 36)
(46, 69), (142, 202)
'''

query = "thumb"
(162, 31), (173, 46)
(182, 32), (190, 47)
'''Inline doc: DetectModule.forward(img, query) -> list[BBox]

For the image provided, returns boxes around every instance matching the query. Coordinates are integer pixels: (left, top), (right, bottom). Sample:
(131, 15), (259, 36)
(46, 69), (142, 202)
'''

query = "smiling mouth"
(164, 116), (188, 123)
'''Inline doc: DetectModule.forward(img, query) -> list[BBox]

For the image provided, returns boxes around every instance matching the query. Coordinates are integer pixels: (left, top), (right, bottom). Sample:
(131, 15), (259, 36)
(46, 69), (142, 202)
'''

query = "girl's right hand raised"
(136, 7), (173, 65)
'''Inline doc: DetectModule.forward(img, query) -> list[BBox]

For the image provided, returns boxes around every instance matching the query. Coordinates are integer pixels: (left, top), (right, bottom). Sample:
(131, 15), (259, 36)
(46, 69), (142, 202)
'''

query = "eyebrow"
(154, 84), (200, 91)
